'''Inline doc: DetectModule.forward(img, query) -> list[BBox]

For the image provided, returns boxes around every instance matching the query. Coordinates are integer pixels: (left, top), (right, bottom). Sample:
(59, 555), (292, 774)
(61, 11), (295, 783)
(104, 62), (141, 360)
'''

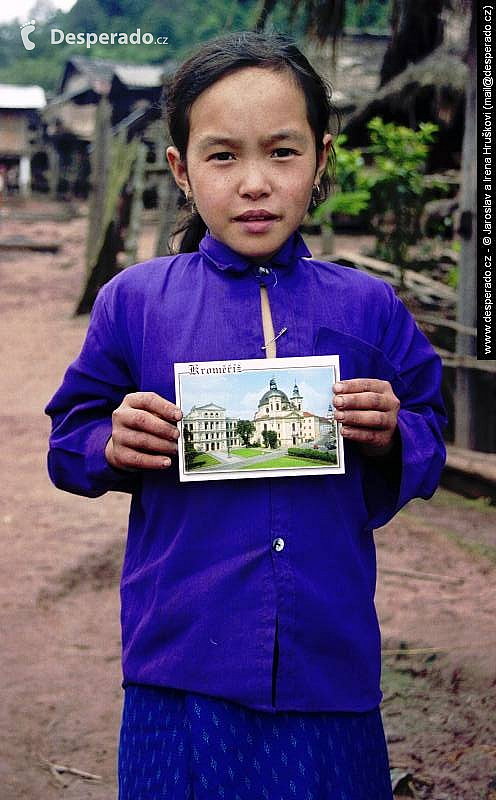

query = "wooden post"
(85, 95), (112, 272)
(320, 224), (335, 256)
(153, 120), (179, 257)
(75, 110), (138, 314)
(48, 143), (60, 199)
(123, 140), (146, 266)
(18, 154), (32, 199)
(454, 4), (478, 449)
(155, 169), (179, 256)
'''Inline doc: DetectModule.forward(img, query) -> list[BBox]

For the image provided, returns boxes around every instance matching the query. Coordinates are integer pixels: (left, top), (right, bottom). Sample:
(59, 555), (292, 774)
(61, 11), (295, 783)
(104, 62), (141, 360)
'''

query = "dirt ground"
(0, 201), (495, 800)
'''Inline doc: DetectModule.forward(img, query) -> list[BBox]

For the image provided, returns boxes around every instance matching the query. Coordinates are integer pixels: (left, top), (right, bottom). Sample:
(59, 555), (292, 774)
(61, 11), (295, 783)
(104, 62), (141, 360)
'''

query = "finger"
(340, 426), (393, 448)
(333, 391), (394, 412)
(117, 428), (180, 455)
(333, 379), (390, 395)
(114, 445), (173, 471)
(125, 391), (182, 422)
(334, 409), (394, 429)
(114, 406), (181, 440)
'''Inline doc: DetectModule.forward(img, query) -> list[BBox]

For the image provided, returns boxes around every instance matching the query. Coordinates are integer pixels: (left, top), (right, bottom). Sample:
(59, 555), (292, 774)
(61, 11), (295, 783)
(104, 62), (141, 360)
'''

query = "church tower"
(291, 381), (302, 412)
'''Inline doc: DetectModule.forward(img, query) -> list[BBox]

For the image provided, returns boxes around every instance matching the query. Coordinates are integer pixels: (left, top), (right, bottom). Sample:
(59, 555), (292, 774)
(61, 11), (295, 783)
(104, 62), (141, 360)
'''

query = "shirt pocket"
(313, 326), (404, 532)
(313, 326), (402, 393)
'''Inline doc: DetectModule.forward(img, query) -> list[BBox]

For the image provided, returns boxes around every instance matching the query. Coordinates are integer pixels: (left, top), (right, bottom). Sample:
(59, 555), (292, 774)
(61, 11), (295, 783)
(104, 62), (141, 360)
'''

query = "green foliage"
(446, 266), (459, 290)
(287, 447), (337, 464)
(312, 134), (371, 225)
(235, 419), (255, 446)
(0, 0), (263, 91)
(366, 116), (440, 265)
(183, 427), (199, 470)
(344, 0), (391, 32)
(0, 0), (393, 92)
(313, 119), (443, 267)
(262, 429), (278, 449)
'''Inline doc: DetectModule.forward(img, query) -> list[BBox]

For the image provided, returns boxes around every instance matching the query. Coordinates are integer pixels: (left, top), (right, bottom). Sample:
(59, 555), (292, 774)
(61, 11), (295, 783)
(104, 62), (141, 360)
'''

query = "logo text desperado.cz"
(50, 28), (168, 48)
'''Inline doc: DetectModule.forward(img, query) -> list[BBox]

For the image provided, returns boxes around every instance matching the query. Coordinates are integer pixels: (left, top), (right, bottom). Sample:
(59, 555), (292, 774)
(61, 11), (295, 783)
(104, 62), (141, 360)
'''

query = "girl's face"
(167, 67), (331, 263)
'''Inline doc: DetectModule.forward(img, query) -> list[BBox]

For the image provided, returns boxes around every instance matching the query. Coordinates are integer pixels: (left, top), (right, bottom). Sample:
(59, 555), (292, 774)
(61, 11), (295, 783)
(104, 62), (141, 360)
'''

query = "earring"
(310, 183), (321, 210)
(185, 189), (196, 214)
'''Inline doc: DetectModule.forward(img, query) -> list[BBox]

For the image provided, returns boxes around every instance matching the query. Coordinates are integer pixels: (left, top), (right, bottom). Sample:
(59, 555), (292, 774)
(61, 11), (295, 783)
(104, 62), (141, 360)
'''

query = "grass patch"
(188, 453), (221, 470)
(439, 529), (496, 565)
(230, 447), (265, 458)
(401, 508), (496, 565)
(433, 487), (496, 512)
(241, 455), (332, 470)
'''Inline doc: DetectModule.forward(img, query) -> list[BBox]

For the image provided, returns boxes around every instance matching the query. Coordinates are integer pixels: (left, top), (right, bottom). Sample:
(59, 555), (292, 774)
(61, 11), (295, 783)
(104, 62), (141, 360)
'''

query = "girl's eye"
(210, 152), (235, 161)
(271, 148), (296, 158)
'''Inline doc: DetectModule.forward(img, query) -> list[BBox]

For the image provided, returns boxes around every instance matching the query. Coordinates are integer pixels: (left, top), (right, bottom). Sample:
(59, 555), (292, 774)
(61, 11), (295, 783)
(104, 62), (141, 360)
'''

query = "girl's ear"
(166, 146), (190, 194)
(315, 133), (333, 183)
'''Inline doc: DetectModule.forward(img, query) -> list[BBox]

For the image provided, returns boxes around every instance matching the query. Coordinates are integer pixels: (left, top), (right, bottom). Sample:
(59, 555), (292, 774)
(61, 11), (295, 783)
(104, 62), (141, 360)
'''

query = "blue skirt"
(118, 685), (393, 800)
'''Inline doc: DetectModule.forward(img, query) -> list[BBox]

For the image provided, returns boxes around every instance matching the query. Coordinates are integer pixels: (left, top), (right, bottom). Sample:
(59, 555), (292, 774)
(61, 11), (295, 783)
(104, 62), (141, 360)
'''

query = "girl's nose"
(238, 163), (271, 199)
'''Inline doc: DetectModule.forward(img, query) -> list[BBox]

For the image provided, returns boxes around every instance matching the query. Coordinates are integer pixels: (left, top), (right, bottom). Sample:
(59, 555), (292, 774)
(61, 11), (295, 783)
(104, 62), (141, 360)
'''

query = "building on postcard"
(253, 378), (329, 449)
(183, 403), (241, 453)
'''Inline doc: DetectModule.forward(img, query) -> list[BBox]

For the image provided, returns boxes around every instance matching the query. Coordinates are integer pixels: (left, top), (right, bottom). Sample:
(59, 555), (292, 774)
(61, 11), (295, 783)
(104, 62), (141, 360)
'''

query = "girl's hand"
(105, 392), (182, 471)
(333, 379), (400, 457)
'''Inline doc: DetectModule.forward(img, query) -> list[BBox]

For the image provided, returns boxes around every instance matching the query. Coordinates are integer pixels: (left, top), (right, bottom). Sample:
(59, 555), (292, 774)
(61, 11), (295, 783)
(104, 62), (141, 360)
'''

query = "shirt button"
(272, 537), (285, 552)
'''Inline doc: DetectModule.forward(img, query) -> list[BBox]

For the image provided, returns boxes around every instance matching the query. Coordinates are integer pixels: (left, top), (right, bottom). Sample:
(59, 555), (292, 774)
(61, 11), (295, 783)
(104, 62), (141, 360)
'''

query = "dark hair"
(165, 31), (337, 253)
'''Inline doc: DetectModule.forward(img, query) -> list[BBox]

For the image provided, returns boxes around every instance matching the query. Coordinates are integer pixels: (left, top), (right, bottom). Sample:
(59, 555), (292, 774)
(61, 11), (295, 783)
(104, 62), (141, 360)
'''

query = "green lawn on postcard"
(189, 453), (221, 470)
(230, 448), (265, 458)
(241, 455), (331, 470)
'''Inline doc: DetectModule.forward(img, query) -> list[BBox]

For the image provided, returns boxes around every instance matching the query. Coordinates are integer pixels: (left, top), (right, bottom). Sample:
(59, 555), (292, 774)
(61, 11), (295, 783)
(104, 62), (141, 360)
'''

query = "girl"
(46, 32), (446, 800)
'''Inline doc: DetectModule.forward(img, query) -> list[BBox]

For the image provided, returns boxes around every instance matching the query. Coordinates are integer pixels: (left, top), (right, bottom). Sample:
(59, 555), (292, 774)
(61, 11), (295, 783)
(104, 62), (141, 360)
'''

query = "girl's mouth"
(234, 210), (278, 221)
(233, 210), (279, 233)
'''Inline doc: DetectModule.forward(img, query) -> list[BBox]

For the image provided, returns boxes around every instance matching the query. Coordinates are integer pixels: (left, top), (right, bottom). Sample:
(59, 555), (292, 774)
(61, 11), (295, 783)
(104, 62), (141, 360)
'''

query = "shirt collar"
(199, 230), (312, 273)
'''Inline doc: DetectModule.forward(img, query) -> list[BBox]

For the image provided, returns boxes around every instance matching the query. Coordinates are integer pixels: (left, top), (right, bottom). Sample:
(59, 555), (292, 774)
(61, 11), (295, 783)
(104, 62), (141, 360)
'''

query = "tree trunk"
(380, 0), (444, 86)
(255, 0), (278, 31)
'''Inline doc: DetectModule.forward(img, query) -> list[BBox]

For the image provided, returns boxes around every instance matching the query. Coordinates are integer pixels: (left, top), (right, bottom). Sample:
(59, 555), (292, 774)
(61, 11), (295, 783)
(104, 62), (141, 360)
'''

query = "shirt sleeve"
(361, 289), (447, 529)
(45, 286), (141, 497)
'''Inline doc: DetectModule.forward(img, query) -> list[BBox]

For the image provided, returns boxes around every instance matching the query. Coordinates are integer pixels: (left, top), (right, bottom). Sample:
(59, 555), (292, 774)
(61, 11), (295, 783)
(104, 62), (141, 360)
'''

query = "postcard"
(174, 355), (344, 482)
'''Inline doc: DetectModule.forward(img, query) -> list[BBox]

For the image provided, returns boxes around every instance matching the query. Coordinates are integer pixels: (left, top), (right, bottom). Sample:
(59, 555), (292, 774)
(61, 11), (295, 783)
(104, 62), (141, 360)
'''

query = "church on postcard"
(253, 378), (330, 449)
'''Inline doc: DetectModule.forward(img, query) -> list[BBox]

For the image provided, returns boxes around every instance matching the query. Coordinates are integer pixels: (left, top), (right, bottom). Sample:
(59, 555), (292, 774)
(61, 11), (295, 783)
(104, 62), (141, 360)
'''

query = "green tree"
(183, 426), (198, 470)
(313, 122), (443, 265)
(262, 429), (278, 449)
(236, 419), (255, 446)
(0, 0), (262, 90)
(312, 134), (371, 231)
(365, 117), (440, 265)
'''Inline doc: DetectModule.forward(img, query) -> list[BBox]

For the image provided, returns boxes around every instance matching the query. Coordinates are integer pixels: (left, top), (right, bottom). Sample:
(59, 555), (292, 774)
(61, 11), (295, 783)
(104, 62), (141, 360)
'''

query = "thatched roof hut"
(342, 47), (467, 169)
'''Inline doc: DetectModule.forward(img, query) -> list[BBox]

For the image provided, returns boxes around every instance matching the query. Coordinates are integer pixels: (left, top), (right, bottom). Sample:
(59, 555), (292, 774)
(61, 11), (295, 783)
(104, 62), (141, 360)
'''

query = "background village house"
(42, 56), (167, 199)
(0, 84), (46, 198)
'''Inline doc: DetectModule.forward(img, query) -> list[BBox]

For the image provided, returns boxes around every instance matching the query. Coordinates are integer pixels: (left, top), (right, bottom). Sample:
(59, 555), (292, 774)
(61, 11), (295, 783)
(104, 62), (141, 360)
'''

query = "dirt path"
(0, 203), (494, 799)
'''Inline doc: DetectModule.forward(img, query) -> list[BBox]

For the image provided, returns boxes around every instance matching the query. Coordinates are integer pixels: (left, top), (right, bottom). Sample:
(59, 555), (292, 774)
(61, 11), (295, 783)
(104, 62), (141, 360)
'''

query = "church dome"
(258, 377), (290, 408)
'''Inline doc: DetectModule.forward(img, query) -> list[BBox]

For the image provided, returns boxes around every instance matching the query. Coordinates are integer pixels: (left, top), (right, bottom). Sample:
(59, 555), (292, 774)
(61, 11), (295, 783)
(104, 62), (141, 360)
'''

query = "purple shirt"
(46, 231), (446, 712)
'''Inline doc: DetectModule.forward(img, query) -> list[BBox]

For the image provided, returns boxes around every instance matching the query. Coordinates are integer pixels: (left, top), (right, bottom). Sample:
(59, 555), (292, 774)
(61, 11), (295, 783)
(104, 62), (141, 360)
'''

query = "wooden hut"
(0, 84), (46, 197)
(43, 57), (167, 198)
